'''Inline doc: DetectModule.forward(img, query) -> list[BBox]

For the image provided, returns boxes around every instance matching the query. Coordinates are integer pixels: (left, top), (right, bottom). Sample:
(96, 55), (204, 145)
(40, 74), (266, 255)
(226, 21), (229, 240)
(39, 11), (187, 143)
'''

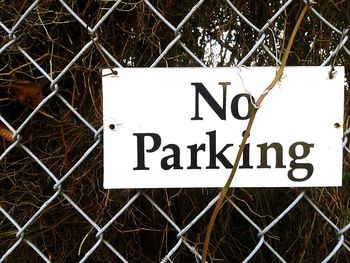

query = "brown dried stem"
(201, 4), (311, 262)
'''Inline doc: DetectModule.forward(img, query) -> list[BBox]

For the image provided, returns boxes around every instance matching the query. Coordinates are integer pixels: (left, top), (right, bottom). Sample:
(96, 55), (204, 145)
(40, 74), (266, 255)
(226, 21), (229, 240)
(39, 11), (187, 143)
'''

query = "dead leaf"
(0, 126), (13, 142)
(0, 80), (44, 108)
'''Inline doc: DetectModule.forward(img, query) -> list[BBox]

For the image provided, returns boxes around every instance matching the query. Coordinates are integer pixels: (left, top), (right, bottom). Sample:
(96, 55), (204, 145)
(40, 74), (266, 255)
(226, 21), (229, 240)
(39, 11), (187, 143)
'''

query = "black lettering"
(133, 133), (161, 170)
(288, 142), (314, 182)
(206, 130), (233, 169)
(161, 144), (183, 170)
(257, 143), (286, 168)
(191, 82), (230, 120)
(239, 130), (253, 169)
(187, 144), (206, 169)
(239, 144), (253, 169)
(231, 93), (255, 120)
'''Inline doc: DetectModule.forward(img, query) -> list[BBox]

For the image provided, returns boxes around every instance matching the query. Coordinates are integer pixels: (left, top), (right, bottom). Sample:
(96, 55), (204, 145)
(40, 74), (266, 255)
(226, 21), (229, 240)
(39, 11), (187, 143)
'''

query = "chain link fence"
(0, 0), (350, 262)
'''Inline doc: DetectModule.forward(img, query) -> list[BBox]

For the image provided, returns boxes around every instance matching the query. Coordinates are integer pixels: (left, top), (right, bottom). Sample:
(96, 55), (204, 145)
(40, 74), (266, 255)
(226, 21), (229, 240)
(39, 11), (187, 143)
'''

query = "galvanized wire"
(0, 0), (349, 262)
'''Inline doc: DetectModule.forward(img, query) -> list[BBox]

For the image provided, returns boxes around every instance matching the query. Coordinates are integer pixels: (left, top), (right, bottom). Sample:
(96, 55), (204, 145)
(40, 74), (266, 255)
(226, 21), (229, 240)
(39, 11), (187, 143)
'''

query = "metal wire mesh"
(0, 0), (349, 262)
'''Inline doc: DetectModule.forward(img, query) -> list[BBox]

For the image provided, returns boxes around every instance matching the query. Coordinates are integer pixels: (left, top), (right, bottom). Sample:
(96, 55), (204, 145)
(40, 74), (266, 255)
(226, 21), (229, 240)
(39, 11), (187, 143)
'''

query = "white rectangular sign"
(102, 67), (344, 188)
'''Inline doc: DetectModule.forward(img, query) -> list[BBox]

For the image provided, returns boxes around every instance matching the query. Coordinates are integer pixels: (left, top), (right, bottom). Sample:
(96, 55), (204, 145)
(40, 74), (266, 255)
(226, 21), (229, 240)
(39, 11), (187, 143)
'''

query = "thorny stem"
(201, 4), (310, 263)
